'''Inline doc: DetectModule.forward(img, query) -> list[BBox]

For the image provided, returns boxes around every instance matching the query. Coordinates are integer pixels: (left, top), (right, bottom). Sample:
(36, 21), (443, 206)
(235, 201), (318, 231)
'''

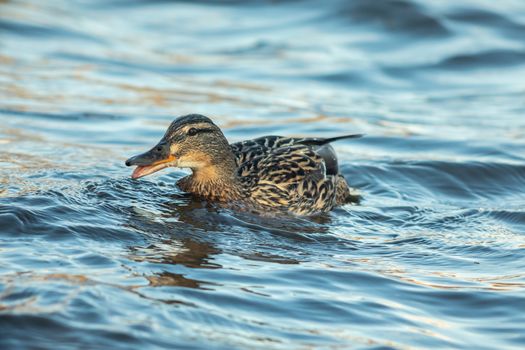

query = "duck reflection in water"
(123, 196), (325, 291)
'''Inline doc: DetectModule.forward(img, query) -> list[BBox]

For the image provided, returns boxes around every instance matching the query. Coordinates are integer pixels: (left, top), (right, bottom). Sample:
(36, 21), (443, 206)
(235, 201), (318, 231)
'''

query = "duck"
(125, 114), (362, 216)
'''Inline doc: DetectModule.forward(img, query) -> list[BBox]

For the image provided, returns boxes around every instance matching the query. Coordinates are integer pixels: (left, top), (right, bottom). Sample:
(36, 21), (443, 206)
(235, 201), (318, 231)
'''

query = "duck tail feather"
(298, 134), (363, 146)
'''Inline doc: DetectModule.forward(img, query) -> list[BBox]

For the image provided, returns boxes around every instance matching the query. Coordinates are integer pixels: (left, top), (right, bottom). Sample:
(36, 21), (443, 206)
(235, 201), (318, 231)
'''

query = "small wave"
(434, 49), (525, 70)
(347, 160), (525, 203)
(446, 7), (525, 38)
(337, 0), (450, 36)
(0, 108), (130, 122)
(0, 19), (104, 43)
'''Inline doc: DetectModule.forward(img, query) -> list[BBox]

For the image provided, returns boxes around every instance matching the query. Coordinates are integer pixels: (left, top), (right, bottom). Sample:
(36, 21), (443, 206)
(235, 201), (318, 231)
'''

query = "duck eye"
(187, 127), (198, 136)
(156, 146), (162, 152)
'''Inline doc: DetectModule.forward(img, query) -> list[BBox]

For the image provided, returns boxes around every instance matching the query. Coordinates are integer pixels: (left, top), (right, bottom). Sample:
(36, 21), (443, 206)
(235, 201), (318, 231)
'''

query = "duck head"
(125, 114), (233, 179)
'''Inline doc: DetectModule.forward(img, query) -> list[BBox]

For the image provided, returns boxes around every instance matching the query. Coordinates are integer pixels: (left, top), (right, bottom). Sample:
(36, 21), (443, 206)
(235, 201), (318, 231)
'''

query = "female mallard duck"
(125, 114), (361, 216)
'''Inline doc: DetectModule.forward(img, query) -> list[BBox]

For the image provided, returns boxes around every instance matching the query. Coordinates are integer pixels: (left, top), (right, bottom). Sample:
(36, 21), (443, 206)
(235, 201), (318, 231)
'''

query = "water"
(1, 0), (525, 348)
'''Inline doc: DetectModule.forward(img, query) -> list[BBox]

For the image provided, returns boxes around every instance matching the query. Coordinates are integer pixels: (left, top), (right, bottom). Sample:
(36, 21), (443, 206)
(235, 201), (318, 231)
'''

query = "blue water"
(1, 0), (525, 349)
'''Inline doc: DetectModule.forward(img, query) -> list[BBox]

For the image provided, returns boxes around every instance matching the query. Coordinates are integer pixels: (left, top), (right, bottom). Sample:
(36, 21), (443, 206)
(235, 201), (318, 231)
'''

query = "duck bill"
(130, 158), (174, 179)
(125, 148), (175, 179)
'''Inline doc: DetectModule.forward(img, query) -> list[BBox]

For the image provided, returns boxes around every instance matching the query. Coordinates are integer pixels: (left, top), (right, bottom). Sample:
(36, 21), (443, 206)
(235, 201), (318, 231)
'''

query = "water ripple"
(1, 0), (525, 349)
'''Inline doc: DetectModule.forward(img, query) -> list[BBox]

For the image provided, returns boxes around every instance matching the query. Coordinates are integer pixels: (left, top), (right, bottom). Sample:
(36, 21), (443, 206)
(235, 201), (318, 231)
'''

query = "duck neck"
(181, 149), (243, 201)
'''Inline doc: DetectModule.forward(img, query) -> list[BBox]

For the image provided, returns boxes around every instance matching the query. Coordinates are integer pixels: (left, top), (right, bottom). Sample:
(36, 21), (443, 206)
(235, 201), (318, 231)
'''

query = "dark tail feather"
(298, 134), (363, 146)
(324, 134), (364, 144)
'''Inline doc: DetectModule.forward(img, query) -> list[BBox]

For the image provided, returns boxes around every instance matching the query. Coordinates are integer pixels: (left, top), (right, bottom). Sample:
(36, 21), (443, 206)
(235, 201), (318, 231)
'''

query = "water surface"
(1, 0), (525, 349)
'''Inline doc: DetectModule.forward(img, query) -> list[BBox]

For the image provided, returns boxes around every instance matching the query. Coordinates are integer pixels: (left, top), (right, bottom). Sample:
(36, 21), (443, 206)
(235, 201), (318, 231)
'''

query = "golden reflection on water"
(341, 255), (525, 292)
(146, 271), (210, 289)
(0, 268), (201, 314)
(128, 238), (220, 269)
(380, 268), (525, 291)
(0, 49), (279, 113)
(0, 47), (362, 135)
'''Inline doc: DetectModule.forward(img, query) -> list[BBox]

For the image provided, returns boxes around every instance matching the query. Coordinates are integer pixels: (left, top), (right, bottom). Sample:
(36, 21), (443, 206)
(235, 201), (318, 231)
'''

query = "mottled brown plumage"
(125, 114), (361, 216)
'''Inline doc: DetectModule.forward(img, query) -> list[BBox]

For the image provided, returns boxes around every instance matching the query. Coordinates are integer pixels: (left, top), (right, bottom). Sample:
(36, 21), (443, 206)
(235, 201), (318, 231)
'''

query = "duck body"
(126, 114), (360, 216)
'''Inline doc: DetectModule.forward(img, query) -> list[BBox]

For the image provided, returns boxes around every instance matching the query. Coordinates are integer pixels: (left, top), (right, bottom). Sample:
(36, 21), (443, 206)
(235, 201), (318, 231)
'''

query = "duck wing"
(230, 134), (362, 166)
(237, 144), (341, 214)
(230, 136), (292, 165)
